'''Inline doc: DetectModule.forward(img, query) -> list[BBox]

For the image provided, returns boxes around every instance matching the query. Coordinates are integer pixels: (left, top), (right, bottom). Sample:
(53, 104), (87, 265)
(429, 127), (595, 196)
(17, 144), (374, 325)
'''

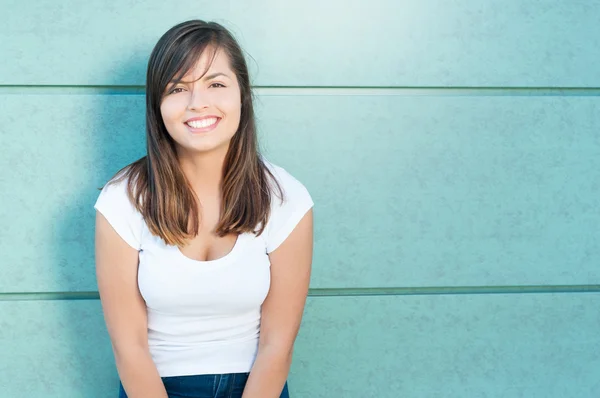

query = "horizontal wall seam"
(0, 285), (599, 301)
(1, 85), (600, 96)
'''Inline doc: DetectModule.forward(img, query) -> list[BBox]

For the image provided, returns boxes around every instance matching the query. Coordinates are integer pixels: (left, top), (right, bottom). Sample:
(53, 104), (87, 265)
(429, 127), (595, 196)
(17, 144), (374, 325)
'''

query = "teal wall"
(1, 1), (600, 397)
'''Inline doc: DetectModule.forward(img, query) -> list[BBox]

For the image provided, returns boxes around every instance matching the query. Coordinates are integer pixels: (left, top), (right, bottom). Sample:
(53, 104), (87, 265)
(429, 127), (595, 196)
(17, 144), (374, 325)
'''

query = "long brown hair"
(108, 20), (283, 246)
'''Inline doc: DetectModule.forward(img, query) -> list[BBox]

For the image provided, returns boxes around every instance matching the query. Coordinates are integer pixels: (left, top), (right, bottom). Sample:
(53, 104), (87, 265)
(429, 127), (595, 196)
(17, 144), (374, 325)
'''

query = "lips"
(184, 116), (221, 133)
(185, 117), (219, 129)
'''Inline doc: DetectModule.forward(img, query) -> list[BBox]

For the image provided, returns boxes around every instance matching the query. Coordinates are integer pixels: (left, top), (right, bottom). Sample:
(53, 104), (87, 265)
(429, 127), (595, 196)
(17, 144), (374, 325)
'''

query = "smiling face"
(160, 47), (242, 157)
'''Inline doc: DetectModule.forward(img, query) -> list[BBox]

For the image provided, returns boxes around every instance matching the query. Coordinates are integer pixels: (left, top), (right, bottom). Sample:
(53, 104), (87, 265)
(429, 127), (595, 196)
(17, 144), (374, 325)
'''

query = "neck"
(177, 146), (229, 199)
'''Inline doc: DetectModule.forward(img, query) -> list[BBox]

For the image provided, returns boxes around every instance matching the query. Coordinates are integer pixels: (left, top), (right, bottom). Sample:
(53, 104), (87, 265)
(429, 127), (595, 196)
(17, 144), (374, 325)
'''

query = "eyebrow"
(203, 72), (230, 80)
(171, 72), (230, 84)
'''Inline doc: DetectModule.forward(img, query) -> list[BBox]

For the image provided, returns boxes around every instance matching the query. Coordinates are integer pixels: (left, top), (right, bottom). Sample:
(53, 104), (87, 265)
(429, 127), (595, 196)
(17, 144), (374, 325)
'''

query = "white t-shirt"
(94, 159), (314, 377)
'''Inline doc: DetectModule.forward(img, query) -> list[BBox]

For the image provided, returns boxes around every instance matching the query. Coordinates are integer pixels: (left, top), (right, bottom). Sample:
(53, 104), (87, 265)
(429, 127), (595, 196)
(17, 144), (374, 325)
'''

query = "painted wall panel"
(294, 294), (600, 397)
(0, 94), (145, 293)
(0, 300), (115, 398)
(2, 294), (599, 397)
(2, 94), (600, 292)
(2, 0), (600, 87)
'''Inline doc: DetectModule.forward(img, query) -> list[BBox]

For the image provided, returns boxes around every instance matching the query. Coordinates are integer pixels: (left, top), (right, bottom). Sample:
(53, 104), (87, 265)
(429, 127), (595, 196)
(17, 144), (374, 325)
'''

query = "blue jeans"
(118, 372), (290, 398)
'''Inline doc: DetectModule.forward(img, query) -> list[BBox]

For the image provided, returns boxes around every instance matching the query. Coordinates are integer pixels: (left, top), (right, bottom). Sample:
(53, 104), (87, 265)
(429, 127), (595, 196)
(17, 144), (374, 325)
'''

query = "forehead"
(180, 47), (233, 81)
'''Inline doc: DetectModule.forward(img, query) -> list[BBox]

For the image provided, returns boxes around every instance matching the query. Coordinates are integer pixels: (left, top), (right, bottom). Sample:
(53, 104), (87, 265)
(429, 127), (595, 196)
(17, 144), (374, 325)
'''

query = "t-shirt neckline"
(172, 233), (246, 267)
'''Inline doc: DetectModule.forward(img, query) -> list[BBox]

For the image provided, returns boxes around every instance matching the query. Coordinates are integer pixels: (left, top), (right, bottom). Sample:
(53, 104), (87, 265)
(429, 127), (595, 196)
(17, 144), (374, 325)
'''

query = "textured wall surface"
(1, 0), (599, 397)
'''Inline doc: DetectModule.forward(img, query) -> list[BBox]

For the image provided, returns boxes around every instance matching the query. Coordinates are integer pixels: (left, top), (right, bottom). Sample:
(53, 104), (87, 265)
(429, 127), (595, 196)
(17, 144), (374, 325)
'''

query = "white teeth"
(187, 117), (218, 129)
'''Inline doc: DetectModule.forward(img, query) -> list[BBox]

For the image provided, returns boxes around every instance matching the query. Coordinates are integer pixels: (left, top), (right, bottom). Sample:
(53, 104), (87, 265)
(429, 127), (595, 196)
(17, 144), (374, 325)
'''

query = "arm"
(242, 209), (314, 398)
(95, 211), (168, 398)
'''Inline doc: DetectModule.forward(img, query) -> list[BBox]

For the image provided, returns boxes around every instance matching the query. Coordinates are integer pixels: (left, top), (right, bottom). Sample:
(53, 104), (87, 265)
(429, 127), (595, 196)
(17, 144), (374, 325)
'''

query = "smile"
(186, 117), (219, 129)
(184, 117), (221, 133)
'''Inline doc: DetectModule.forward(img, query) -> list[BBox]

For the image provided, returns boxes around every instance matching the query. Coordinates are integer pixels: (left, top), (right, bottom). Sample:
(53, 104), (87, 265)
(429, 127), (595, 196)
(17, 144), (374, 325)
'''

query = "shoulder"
(95, 172), (137, 211)
(94, 171), (145, 250)
(260, 157), (314, 253)
(262, 158), (311, 204)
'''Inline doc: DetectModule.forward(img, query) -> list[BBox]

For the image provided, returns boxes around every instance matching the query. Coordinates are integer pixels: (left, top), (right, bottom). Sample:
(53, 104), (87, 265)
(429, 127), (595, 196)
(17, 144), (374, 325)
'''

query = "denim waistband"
(118, 372), (289, 398)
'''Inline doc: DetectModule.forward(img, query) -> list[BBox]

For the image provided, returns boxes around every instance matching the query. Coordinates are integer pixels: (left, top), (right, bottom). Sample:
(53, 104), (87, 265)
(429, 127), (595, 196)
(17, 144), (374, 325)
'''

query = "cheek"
(216, 88), (242, 115)
(160, 98), (185, 124)
(224, 101), (242, 131)
(159, 102), (172, 124)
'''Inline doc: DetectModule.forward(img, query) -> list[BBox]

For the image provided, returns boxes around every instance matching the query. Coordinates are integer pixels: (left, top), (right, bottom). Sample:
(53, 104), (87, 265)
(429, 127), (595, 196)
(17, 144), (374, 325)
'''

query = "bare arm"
(95, 211), (168, 398)
(242, 209), (314, 398)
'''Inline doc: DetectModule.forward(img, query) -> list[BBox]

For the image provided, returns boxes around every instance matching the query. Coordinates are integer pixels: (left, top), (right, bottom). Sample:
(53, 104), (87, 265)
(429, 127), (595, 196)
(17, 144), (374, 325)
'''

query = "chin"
(188, 141), (232, 155)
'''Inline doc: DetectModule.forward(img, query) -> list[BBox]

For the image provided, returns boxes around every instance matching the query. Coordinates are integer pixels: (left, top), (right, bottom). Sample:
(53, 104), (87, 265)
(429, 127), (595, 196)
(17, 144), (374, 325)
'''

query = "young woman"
(94, 20), (314, 398)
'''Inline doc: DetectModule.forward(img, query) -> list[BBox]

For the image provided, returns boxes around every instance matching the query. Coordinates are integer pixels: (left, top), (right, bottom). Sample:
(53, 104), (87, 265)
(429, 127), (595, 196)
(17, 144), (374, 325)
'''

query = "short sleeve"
(264, 164), (314, 254)
(94, 177), (144, 250)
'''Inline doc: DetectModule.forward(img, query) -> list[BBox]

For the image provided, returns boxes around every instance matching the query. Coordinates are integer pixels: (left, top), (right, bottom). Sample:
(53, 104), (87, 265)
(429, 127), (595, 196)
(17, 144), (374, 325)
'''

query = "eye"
(168, 87), (185, 94)
(210, 82), (226, 88)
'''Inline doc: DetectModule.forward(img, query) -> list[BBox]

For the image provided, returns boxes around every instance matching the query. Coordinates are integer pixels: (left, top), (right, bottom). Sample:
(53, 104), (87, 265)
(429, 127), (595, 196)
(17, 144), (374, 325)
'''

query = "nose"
(187, 88), (209, 111)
